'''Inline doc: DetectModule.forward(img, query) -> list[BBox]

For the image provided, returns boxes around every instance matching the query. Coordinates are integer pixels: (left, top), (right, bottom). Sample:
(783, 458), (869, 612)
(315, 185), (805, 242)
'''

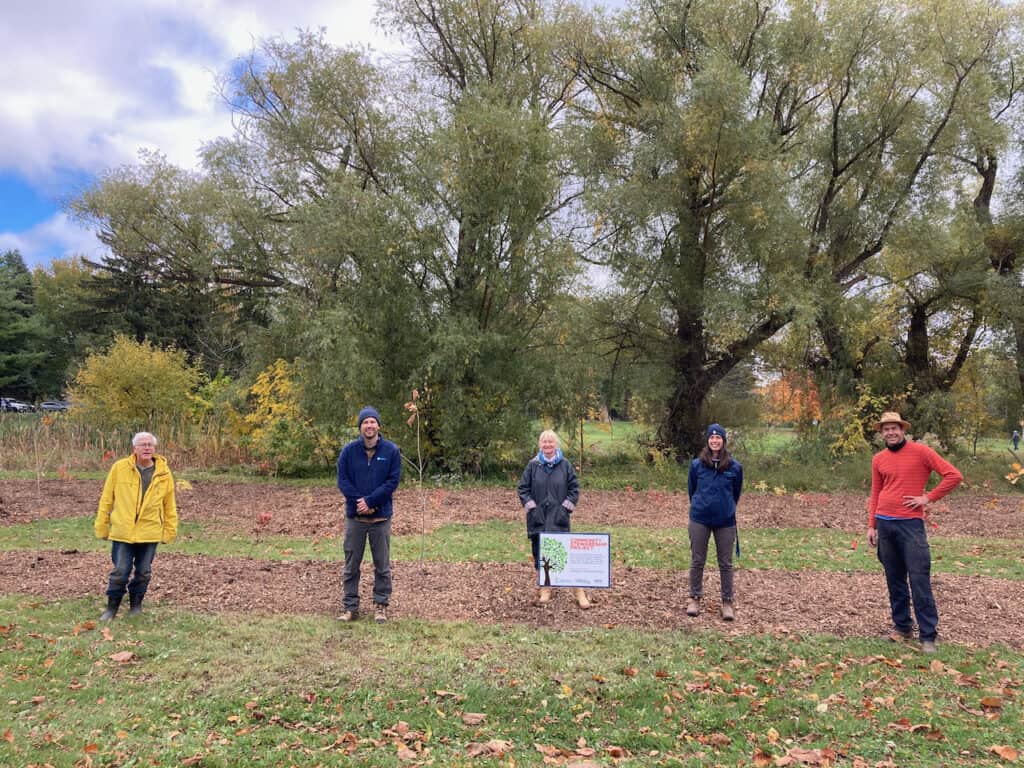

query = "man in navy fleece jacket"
(336, 406), (402, 623)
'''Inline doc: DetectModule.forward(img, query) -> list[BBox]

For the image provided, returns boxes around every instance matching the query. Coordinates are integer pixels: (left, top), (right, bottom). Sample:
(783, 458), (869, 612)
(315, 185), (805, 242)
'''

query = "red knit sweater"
(868, 441), (962, 527)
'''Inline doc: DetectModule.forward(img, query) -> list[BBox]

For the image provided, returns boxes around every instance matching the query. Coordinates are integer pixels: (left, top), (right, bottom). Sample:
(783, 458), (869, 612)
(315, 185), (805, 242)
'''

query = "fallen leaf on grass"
(435, 690), (465, 701)
(697, 733), (730, 747)
(397, 746), (418, 761)
(956, 696), (986, 717)
(989, 745), (1018, 761)
(621, 667), (638, 677)
(606, 745), (630, 758)
(772, 746), (837, 765)
(101, 627), (113, 642)
(888, 719), (944, 739)
(108, 651), (135, 663)
(980, 696), (1003, 710)
(461, 713), (486, 726)
(3, 729), (13, 743)
(466, 739), (513, 757)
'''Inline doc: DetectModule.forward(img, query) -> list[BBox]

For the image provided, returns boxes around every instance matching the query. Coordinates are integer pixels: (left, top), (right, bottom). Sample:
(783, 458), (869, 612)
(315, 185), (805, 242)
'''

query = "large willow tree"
(570, 0), (1022, 456)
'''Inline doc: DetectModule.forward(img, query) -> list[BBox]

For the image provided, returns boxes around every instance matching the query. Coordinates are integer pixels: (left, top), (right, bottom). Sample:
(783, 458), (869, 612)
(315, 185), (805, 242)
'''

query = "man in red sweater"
(867, 412), (962, 653)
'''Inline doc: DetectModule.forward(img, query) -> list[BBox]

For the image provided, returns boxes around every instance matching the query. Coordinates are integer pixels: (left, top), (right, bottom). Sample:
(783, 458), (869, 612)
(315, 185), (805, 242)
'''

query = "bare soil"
(1, 479), (1022, 648)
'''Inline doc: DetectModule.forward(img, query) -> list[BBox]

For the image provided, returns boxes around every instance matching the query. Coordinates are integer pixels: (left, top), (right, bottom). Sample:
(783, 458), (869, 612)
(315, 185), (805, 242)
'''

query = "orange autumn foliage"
(759, 374), (822, 425)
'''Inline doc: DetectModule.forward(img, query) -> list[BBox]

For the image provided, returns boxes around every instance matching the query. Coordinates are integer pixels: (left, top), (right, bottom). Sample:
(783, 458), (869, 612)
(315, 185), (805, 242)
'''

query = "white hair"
(537, 429), (560, 449)
(132, 432), (158, 447)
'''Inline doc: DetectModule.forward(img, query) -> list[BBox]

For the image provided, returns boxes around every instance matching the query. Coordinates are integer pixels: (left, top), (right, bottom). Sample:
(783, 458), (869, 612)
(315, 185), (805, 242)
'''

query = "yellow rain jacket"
(94, 454), (178, 544)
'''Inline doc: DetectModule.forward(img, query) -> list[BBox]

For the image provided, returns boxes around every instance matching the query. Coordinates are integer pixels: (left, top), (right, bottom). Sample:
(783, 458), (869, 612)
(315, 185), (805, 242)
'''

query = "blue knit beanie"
(706, 423), (726, 442)
(357, 406), (381, 427)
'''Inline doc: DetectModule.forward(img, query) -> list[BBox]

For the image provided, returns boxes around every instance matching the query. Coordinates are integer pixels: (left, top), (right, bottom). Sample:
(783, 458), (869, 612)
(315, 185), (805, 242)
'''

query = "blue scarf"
(537, 448), (563, 472)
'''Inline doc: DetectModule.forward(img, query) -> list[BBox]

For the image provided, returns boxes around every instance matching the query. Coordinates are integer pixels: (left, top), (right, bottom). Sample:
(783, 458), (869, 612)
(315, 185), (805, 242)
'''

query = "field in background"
(1, 413), (1020, 494)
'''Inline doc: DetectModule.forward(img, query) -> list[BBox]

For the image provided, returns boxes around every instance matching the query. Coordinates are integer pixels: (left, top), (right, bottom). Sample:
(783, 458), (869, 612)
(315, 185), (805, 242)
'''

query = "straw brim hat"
(875, 411), (911, 431)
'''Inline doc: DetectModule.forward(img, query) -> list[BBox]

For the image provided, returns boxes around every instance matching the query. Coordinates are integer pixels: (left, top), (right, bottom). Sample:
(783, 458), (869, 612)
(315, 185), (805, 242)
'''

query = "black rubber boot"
(128, 593), (144, 617)
(99, 596), (121, 621)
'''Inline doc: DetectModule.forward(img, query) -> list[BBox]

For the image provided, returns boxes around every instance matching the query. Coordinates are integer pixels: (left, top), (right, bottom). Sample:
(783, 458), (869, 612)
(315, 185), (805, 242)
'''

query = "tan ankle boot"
(720, 602), (735, 621)
(686, 597), (700, 617)
(573, 588), (591, 609)
(538, 587), (552, 603)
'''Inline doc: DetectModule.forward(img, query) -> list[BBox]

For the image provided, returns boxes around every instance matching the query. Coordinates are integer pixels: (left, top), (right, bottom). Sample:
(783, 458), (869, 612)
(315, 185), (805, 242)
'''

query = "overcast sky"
(0, 0), (402, 268)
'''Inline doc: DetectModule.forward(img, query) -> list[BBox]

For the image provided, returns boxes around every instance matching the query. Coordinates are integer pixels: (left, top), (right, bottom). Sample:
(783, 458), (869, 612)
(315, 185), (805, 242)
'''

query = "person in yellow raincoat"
(94, 432), (177, 620)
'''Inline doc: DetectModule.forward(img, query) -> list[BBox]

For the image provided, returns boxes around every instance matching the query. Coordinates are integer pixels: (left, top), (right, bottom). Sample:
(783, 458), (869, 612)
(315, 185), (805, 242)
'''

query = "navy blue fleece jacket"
(337, 438), (402, 519)
(687, 458), (743, 528)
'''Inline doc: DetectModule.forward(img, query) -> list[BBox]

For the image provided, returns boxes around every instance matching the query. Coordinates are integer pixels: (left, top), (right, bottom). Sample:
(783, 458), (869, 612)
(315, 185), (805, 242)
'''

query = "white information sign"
(537, 532), (611, 588)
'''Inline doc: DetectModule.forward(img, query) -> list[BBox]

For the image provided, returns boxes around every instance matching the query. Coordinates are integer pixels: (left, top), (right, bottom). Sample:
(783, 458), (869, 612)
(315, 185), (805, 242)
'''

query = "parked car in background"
(0, 397), (35, 412)
(38, 400), (70, 412)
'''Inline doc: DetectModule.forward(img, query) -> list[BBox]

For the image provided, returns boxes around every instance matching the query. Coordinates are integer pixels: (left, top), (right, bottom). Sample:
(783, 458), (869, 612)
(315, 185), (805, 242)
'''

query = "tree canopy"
(15, 0), (1021, 468)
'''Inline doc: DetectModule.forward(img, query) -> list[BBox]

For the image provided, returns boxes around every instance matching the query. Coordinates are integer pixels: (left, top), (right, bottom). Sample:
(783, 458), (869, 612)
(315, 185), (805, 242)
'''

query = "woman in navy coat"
(686, 424), (743, 621)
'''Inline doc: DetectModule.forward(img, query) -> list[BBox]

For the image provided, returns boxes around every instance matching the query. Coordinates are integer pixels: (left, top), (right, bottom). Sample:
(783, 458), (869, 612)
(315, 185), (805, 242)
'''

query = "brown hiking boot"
(887, 629), (913, 643)
(538, 587), (552, 604)
(336, 609), (358, 622)
(374, 604), (388, 624)
(686, 598), (700, 617)
(920, 639), (937, 654)
(720, 602), (735, 622)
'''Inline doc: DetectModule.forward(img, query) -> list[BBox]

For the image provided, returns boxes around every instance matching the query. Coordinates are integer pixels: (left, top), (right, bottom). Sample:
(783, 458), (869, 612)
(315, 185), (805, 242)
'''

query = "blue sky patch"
(0, 172), (59, 231)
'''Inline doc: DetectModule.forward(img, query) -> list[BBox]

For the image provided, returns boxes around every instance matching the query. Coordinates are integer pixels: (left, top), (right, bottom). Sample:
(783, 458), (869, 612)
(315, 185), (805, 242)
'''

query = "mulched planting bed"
(2, 479), (1022, 647)
(2, 551), (1021, 648)
(2, 479), (1022, 537)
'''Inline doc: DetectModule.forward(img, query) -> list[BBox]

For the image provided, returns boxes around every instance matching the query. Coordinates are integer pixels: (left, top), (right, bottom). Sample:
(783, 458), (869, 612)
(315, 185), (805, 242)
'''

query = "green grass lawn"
(1, 596), (1021, 767)
(5, 517), (1024, 580)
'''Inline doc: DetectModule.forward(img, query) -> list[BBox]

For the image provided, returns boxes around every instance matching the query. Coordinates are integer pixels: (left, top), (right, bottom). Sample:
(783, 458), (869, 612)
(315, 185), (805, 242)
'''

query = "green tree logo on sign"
(539, 537), (568, 587)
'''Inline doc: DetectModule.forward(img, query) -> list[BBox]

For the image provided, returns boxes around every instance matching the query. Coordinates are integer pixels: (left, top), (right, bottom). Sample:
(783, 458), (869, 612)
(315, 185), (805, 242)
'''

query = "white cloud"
(1, 213), (105, 269)
(0, 0), (393, 182)
(0, 0), (396, 267)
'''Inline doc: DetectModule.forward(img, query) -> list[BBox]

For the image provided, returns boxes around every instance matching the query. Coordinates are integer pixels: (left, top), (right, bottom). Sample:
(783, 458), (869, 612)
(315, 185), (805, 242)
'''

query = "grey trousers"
(342, 517), (392, 611)
(688, 521), (736, 602)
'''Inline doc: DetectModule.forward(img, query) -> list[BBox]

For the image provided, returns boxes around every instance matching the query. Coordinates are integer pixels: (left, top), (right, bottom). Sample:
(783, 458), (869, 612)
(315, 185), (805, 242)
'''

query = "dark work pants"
(876, 518), (938, 641)
(688, 521), (736, 602)
(342, 517), (391, 611)
(106, 541), (158, 600)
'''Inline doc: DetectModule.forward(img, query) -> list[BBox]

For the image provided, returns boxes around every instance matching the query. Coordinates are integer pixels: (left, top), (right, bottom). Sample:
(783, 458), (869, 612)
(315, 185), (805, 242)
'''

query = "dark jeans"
(876, 518), (938, 641)
(343, 517), (391, 611)
(688, 521), (736, 602)
(106, 541), (158, 600)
